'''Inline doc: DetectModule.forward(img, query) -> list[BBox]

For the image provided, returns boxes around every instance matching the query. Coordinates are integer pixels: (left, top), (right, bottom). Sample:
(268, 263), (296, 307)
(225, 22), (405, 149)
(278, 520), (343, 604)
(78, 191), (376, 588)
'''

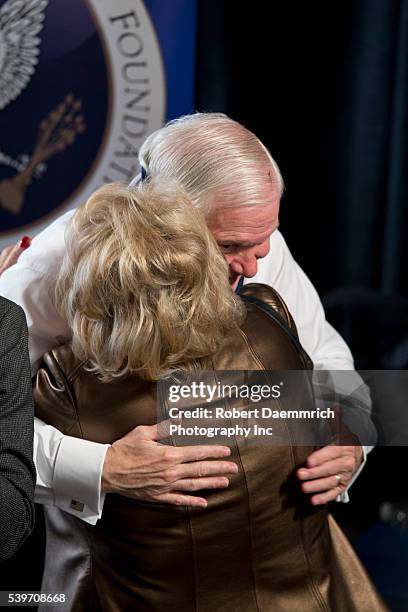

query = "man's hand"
(297, 445), (364, 505)
(101, 421), (238, 508)
(0, 237), (31, 275)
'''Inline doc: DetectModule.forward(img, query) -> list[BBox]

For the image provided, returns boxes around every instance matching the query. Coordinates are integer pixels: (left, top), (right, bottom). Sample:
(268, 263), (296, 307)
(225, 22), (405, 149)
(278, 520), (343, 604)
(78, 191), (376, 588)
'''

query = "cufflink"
(70, 499), (85, 512)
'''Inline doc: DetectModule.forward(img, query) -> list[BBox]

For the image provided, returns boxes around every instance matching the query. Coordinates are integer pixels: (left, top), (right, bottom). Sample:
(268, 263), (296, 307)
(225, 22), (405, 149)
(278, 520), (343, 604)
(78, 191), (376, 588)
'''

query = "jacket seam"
(287, 441), (329, 611)
(234, 434), (261, 611)
(187, 508), (199, 611)
(238, 329), (265, 370)
(49, 353), (84, 438)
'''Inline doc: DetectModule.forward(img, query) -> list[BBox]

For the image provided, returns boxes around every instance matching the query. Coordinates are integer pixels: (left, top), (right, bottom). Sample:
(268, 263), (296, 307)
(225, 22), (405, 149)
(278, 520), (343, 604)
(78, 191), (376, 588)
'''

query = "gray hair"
(137, 112), (284, 214)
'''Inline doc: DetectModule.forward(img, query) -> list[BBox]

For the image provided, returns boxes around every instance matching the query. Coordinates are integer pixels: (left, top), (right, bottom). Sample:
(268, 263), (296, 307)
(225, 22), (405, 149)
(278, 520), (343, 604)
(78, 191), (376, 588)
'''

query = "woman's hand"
(0, 236), (31, 275)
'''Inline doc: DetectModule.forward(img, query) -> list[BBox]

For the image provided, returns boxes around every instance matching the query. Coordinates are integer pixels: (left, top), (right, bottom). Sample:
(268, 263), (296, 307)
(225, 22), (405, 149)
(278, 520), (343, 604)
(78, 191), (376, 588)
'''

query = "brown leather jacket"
(34, 284), (386, 612)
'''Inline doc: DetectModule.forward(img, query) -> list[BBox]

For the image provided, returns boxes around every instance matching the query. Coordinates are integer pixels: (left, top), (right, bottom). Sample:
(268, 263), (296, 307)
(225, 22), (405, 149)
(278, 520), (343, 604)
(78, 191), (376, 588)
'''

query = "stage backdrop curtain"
(196, 0), (408, 297)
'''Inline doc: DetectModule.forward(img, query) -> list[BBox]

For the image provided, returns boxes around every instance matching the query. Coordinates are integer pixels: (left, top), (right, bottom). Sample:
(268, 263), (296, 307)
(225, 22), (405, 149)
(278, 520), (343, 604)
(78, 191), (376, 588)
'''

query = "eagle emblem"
(0, 0), (49, 110)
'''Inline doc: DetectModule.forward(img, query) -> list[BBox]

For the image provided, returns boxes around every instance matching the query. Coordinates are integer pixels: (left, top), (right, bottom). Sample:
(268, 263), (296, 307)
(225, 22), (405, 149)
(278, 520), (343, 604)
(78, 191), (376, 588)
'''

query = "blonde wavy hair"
(138, 112), (284, 214)
(55, 181), (245, 381)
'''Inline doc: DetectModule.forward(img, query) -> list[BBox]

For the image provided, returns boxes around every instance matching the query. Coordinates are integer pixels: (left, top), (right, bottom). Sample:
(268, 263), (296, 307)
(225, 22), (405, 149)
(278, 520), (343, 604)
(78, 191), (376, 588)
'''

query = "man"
(0, 113), (367, 525)
(0, 297), (35, 560)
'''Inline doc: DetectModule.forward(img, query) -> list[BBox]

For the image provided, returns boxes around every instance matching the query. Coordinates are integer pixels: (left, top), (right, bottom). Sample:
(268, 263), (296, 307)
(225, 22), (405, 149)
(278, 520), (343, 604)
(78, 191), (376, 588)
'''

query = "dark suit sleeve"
(0, 298), (35, 561)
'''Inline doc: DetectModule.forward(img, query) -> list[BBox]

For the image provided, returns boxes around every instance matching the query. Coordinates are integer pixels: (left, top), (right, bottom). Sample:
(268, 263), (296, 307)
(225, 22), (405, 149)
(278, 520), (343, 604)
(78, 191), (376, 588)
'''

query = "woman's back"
(34, 285), (384, 612)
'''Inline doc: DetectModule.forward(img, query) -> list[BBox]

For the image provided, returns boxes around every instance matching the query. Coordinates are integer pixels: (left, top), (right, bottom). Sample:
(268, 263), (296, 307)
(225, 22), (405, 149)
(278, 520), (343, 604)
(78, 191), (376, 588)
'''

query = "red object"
(19, 236), (31, 249)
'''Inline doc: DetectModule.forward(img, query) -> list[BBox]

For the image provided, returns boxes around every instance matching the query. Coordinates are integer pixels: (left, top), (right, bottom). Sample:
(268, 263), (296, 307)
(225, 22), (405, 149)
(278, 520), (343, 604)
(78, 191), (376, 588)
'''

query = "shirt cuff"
(335, 445), (368, 503)
(53, 435), (110, 525)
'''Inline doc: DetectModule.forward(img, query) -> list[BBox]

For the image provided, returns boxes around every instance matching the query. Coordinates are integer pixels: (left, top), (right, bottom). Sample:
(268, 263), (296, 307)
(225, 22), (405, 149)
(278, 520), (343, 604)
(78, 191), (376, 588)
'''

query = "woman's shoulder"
(40, 343), (86, 385)
(238, 283), (313, 370)
(239, 283), (296, 331)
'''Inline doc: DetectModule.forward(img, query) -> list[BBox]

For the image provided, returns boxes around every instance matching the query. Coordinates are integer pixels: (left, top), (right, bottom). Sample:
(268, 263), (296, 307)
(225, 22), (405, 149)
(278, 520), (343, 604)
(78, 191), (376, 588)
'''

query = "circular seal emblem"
(0, 0), (165, 247)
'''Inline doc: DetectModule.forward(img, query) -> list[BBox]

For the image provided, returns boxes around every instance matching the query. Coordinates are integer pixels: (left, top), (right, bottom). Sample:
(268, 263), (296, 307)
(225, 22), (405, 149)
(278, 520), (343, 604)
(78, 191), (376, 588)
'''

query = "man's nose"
(241, 242), (270, 278)
(240, 255), (259, 278)
(227, 241), (270, 278)
(228, 254), (258, 278)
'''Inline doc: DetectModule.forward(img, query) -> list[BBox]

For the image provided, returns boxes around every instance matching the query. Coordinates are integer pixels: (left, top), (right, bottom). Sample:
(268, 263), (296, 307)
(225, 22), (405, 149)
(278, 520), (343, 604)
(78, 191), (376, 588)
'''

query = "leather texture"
(34, 284), (387, 611)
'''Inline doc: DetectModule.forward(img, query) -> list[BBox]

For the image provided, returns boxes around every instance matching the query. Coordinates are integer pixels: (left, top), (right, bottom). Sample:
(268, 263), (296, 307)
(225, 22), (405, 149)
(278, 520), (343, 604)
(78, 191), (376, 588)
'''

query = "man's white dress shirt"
(0, 209), (368, 524)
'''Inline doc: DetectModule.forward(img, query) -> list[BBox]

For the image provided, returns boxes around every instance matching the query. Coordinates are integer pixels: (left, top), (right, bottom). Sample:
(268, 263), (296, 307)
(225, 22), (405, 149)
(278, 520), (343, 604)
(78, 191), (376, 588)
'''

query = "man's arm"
(34, 350), (238, 510)
(249, 230), (370, 504)
(0, 213), (237, 523)
(0, 300), (35, 560)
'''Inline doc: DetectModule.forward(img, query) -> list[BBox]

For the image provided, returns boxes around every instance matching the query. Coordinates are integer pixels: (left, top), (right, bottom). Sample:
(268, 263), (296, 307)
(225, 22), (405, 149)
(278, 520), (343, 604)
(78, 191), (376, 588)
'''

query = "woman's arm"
(0, 298), (35, 561)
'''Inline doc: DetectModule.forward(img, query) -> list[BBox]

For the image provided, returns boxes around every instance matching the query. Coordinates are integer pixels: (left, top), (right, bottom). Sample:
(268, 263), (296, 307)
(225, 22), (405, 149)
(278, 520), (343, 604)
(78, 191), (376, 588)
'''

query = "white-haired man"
(0, 113), (368, 525)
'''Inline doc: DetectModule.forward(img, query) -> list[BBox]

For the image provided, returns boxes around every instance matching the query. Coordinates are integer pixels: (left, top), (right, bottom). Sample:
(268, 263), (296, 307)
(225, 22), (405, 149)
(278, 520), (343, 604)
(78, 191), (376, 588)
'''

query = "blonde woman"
(34, 181), (385, 611)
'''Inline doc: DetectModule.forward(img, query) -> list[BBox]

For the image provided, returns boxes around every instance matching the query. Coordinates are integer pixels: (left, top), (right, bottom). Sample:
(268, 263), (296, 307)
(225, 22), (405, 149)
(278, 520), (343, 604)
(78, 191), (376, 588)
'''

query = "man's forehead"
(206, 201), (279, 240)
